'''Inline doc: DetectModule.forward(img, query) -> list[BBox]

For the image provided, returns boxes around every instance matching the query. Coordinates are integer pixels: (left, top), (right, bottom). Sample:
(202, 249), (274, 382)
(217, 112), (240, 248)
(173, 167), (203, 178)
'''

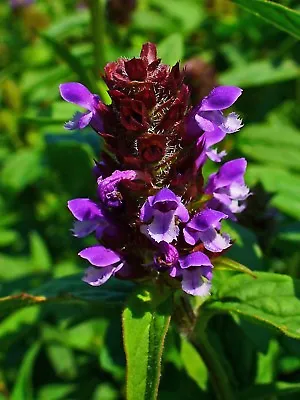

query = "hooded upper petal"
(59, 82), (96, 111)
(199, 86), (243, 111)
(207, 158), (247, 191)
(179, 251), (213, 270)
(98, 170), (138, 208)
(68, 198), (104, 221)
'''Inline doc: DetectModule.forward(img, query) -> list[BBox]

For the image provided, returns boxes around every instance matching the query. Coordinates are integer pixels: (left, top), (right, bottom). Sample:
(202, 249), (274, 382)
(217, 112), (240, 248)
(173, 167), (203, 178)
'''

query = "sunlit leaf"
(206, 272), (300, 339)
(232, 0), (300, 39)
(123, 287), (172, 400)
(158, 34), (184, 65)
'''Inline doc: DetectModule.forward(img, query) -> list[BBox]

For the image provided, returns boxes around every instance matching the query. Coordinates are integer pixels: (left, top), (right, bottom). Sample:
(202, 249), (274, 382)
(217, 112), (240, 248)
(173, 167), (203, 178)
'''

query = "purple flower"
(67, 198), (111, 238)
(140, 188), (189, 243)
(154, 244), (213, 296)
(154, 242), (179, 276)
(98, 170), (139, 208)
(186, 86), (243, 161)
(59, 82), (103, 132)
(79, 245), (125, 286)
(184, 208), (230, 252)
(179, 252), (213, 296)
(205, 158), (250, 219)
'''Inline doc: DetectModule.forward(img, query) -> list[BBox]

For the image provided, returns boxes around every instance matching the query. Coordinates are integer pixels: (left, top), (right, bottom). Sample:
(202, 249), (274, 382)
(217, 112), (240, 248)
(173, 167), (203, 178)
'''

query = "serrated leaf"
(206, 272), (300, 339)
(122, 287), (172, 400)
(232, 0), (300, 40)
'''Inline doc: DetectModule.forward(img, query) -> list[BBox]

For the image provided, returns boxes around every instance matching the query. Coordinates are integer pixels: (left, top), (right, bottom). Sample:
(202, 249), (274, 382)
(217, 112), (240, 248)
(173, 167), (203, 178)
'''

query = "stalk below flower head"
(60, 43), (249, 296)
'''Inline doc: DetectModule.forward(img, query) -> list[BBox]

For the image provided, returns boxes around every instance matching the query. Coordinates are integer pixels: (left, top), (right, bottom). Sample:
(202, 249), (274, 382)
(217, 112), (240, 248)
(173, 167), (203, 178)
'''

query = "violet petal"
(68, 198), (103, 221)
(199, 86), (242, 111)
(82, 265), (115, 286)
(78, 245), (121, 267)
(181, 269), (212, 296)
(59, 82), (95, 111)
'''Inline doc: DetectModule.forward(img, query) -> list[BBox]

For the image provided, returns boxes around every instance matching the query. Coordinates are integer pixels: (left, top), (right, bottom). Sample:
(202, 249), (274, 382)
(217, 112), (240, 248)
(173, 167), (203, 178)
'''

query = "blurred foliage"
(0, 0), (300, 399)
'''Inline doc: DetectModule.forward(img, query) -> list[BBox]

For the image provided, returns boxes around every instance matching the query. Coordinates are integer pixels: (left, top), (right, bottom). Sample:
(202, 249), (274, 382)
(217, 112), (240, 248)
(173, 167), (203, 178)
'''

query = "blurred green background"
(0, 0), (300, 399)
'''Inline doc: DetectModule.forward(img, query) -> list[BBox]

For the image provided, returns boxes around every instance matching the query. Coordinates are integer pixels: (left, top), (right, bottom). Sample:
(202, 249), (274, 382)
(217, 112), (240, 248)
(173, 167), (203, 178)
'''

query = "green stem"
(89, 0), (106, 77)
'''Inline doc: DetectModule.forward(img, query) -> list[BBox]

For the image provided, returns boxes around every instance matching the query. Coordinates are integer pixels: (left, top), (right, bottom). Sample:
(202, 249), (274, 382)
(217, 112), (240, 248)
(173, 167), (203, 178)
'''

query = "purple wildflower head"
(62, 43), (248, 296)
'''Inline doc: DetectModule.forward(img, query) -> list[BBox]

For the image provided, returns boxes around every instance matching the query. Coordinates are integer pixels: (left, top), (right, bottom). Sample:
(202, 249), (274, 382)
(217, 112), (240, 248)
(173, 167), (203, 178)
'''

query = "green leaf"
(122, 287), (172, 400)
(255, 339), (280, 384)
(11, 341), (41, 400)
(45, 343), (77, 379)
(222, 221), (263, 270)
(0, 228), (19, 247)
(0, 274), (135, 316)
(1, 150), (43, 192)
(180, 337), (208, 391)
(46, 142), (95, 197)
(151, 0), (204, 34)
(246, 166), (300, 219)
(158, 34), (184, 66)
(213, 257), (257, 278)
(205, 272), (300, 339)
(39, 33), (97, 93)
(37, 384), (75, 400)
(29, 231), (52, 271)
(232, 0), (300, 39)
(0, 306), (40, 349)
(220, 59), (299, 87)
(45, 12), (90, 40)
(238, 121), (300, 171)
